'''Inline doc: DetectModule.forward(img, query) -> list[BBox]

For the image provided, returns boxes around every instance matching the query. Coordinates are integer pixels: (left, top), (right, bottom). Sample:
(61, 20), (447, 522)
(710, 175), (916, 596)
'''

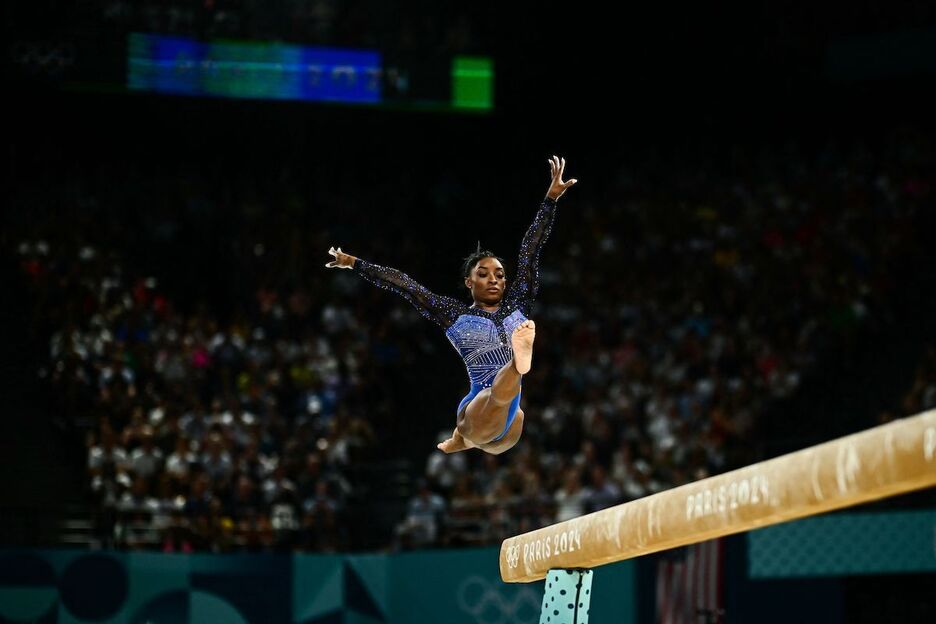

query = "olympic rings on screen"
(11, 41), (76, 75)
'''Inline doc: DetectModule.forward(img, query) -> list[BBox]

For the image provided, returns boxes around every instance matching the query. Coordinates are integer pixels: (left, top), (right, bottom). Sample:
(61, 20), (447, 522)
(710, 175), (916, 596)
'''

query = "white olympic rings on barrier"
(456, 575), (540, 624)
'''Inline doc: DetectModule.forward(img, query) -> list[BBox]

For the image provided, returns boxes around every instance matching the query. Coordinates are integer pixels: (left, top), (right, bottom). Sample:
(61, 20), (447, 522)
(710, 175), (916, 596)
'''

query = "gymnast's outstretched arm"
(325, 246), (463, 328)
(508, 155), (578, 306)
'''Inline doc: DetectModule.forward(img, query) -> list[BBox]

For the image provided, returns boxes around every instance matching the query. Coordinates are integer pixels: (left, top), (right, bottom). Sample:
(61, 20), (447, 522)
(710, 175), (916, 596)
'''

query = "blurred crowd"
(12, 129), (933, 552)
(881, 344), (936, 424)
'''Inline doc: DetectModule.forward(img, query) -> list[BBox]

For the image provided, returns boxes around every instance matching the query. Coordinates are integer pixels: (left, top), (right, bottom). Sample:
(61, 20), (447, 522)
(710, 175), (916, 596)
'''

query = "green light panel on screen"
(452, 57), (494, 110)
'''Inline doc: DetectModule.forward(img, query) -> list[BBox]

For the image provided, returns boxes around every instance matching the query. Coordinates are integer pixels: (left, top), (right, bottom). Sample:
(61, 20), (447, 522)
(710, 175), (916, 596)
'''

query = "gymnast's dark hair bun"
(461, 247), (505, 279)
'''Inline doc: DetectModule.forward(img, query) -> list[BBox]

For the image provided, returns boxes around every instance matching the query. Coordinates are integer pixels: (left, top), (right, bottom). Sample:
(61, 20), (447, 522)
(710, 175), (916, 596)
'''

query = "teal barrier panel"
(293, 547), (634, 624)
(390, 548), (630, 624)
(748, 510), (936, 578)
(0, 550), (294, 623)
(6, 507), (932, 623)
(0, 547), (635, 623)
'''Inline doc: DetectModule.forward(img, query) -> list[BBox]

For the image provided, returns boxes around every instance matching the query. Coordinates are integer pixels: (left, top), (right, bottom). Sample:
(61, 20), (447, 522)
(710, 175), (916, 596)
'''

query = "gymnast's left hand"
(325, 246), (357, 269)
(546, 155), (578, 201)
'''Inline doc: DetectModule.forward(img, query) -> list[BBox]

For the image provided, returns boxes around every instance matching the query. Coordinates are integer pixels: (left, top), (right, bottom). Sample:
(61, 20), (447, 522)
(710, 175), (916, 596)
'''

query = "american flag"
(656, 539), (725, 624)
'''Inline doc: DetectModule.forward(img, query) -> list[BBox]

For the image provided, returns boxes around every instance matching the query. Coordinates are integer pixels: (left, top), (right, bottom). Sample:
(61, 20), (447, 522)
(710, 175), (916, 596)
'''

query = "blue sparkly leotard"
(352, 196), (558, 443)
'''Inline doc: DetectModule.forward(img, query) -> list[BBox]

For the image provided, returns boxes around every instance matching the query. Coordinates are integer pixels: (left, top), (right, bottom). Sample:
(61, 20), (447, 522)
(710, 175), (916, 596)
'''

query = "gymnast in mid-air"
(326, 155), (577, 455)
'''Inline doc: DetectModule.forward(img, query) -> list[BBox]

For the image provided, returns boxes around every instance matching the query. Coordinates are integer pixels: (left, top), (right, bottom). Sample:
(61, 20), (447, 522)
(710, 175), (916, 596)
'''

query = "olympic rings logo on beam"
(456, 576), (540, 624)
(504, 545), (520, 569)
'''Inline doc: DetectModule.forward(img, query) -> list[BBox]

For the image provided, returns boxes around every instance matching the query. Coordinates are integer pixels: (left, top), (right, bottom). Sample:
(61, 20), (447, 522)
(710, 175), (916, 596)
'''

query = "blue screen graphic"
(128, 34), (382, 104)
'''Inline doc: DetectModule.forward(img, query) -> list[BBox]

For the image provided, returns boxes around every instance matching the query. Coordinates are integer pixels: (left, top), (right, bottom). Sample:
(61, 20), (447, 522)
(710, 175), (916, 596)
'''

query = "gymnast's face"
(466, 257), (506, 307)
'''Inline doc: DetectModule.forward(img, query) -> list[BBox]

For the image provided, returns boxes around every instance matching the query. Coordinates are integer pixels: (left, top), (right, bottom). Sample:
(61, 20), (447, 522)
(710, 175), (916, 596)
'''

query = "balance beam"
(500, 409), (936, 583)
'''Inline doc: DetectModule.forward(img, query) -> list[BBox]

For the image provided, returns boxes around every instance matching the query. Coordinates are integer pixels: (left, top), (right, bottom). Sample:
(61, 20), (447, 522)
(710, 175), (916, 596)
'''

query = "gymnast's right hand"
(325, 246), (357, 269)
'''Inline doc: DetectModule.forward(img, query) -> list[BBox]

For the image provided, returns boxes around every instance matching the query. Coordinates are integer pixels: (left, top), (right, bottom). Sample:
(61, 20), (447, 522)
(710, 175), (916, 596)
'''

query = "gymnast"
(326, 155), (577, 455)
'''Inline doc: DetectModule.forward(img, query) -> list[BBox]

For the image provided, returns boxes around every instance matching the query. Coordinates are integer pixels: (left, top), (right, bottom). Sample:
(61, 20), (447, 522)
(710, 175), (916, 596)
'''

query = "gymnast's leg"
(438, 320), (535, 452)
(476, 409), (525, 455)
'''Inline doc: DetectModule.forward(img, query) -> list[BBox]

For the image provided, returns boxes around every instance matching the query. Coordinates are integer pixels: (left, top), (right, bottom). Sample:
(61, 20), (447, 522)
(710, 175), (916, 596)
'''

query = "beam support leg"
(539, 569), (593, 624)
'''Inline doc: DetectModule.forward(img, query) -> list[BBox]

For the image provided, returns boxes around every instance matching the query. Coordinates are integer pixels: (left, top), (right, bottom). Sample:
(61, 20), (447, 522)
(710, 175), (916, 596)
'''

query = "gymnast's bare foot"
(437, 427), (476, 454)
(511, 320), (535, 375)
